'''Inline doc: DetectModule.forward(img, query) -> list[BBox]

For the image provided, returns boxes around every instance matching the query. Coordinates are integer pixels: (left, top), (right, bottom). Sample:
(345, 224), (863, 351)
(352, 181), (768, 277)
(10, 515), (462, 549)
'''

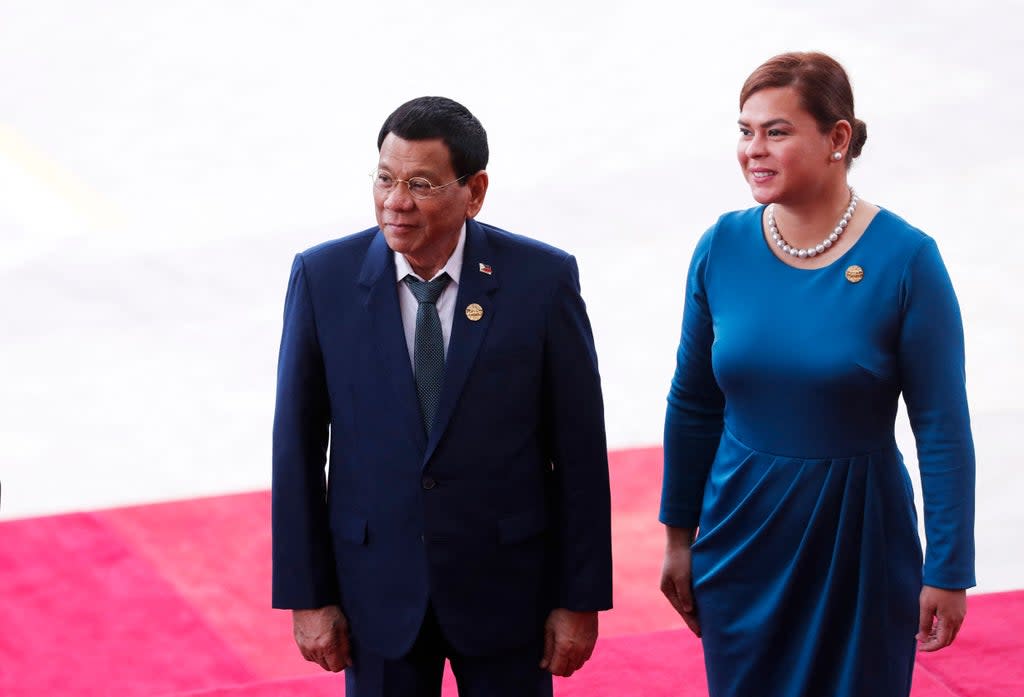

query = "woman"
(659, 52), (975, 697)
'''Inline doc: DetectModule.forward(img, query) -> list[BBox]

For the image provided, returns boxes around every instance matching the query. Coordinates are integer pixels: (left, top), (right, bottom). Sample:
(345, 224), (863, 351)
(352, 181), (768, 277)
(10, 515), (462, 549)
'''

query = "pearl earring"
(832, 151), (843, 161)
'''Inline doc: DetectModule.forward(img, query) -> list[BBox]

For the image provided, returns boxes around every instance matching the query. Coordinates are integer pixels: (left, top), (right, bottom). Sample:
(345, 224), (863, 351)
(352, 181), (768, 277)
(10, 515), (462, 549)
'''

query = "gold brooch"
(465, 303), (484, 321)
(845, 265), (864, 283)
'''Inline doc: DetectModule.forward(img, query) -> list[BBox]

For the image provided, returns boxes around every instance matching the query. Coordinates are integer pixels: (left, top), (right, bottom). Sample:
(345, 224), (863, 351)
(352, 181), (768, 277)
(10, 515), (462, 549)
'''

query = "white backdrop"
(1, 1), (1021, 591)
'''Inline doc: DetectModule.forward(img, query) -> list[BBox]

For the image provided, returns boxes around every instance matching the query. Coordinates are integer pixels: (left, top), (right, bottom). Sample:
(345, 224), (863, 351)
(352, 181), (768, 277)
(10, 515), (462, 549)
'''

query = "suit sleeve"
(271, 254), (340, 609)
(898, 238), (976, 589)
(660, 228), (725, 529)
(543, 254), (613, 611)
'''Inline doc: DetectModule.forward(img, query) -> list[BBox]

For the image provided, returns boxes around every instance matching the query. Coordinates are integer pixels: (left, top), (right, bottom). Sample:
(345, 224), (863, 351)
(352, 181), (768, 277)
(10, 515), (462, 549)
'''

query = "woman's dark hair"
(377, 96), (489, 181)
(741, 52), (867, 163)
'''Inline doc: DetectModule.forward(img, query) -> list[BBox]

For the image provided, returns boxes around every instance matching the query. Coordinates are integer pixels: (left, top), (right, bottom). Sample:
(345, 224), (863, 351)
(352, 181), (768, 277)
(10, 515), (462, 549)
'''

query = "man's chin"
(381, 228), (418, 252)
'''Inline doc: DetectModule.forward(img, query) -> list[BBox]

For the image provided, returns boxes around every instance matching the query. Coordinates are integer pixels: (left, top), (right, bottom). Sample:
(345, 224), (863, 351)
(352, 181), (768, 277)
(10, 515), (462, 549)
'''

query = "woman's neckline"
(757, 203), (884, 272)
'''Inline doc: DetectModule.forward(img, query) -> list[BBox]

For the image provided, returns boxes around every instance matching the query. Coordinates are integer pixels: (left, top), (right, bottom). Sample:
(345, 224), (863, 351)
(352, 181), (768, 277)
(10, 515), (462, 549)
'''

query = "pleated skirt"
(692, 429), (923, 697)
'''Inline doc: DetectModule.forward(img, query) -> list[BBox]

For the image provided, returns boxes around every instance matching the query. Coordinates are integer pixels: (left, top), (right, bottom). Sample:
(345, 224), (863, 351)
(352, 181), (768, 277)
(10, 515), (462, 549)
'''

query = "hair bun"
(849, 118), (868, 159)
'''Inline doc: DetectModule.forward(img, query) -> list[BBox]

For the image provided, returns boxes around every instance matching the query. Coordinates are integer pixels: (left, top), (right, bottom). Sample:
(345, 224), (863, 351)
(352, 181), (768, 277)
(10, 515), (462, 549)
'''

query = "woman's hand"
(917, 585), (967, 652)
(660, 526), (701, 637)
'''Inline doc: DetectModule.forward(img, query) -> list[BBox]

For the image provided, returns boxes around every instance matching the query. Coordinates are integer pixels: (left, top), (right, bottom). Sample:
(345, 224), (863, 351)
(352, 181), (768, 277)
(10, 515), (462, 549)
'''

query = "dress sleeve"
(898, 238), (976, 589)
(660, 228), (726, 529)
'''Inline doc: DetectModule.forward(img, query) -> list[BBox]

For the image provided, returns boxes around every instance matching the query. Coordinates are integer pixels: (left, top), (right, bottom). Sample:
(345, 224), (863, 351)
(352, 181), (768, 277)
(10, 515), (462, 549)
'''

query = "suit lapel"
(423, 219), (499, 465)
(357, 230), (427, 452)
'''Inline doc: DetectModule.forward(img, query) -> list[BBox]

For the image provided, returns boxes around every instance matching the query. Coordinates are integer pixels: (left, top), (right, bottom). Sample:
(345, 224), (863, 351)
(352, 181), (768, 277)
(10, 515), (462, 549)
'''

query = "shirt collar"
(394, 222), (466, 285)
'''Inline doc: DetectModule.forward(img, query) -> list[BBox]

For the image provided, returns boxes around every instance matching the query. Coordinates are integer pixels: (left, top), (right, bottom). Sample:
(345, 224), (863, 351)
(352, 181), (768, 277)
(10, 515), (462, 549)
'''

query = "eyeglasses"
(370, 169), (468, 200)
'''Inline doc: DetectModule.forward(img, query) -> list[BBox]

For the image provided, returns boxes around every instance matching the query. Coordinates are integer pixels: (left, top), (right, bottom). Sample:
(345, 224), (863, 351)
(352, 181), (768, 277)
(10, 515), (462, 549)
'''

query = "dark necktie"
(403, 273), (451, 433)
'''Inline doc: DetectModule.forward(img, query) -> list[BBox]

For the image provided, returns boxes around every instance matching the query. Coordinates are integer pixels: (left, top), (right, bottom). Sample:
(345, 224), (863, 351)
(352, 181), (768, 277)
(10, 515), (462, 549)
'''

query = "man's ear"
(465, 171), (489, 219)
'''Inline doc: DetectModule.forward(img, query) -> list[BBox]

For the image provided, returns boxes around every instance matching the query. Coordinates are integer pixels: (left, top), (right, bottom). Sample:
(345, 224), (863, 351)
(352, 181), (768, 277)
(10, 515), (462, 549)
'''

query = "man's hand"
(917, 586), (967, 652)
(539, 608), (598, 677)
(292, 605), (351, 672)
(660, 527), (700, 638)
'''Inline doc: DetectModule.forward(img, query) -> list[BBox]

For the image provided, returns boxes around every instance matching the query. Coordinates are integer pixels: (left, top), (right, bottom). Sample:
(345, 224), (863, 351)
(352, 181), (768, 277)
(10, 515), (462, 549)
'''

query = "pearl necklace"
(767, 189), (859, 259)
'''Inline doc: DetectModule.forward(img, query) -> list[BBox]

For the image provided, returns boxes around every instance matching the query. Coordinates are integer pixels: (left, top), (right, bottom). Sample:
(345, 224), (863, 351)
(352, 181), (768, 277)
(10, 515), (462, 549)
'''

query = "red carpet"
(1, 447), (1020, 695)
(0, 513), (254, 696)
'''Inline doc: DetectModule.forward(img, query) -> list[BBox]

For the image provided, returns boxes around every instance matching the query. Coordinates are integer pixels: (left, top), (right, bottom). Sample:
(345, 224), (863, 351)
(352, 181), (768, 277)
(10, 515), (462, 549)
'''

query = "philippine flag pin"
(479, 263), (493, 275)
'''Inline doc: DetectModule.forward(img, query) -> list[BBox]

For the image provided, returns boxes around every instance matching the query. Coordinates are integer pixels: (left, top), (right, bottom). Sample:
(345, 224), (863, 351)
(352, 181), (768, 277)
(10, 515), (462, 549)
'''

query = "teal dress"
(660, 206), (976, 697)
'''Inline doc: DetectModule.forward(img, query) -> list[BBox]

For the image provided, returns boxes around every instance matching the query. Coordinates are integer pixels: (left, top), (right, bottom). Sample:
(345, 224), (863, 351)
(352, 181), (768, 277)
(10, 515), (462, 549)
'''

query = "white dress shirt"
(394, 223), (466, 367)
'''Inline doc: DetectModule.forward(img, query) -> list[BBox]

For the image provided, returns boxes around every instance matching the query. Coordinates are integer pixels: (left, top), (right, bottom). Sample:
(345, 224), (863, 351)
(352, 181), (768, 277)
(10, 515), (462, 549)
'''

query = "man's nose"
(383, 182), (416, 209)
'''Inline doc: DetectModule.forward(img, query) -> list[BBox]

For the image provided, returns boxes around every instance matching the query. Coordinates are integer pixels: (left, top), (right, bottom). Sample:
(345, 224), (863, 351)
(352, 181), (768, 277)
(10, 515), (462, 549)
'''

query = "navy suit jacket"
(271, 218), (612, 659)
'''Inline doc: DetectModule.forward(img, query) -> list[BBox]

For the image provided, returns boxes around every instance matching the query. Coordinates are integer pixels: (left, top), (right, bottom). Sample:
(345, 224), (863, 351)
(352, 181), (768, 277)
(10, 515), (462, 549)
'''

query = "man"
(271, 96), (612, 696)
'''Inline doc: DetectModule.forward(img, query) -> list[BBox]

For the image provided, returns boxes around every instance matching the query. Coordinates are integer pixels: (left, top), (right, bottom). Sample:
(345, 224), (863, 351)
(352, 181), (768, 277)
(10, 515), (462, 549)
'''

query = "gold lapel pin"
(465, 303), (484, 321)
(845, 265), (864, 283)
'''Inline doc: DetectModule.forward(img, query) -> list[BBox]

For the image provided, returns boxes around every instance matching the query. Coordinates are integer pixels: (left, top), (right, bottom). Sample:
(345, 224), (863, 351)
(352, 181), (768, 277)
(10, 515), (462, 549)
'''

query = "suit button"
(422, 476), (436, 490)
